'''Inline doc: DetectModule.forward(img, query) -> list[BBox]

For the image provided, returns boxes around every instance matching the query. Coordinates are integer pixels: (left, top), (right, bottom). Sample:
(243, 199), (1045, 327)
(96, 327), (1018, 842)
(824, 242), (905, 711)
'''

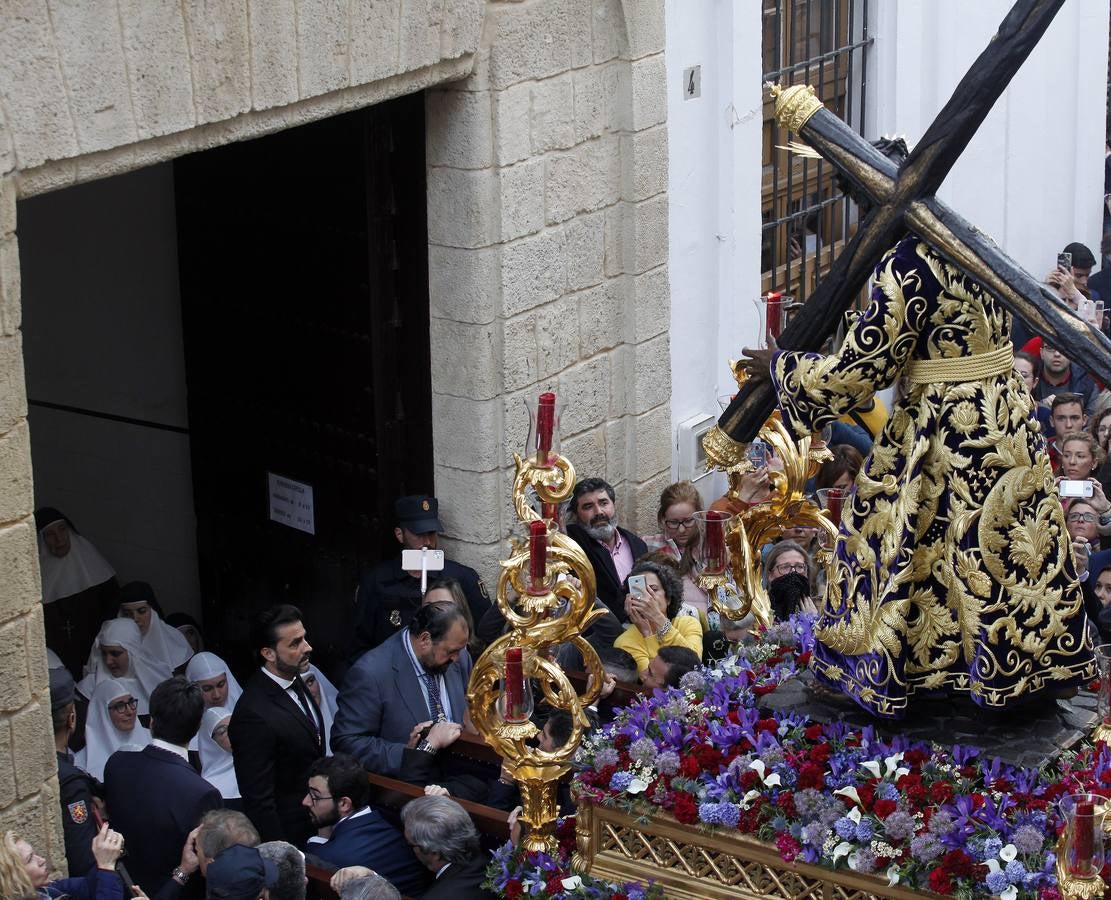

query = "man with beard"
(565, 478), (647, 621)
(331, 602), (471, 778)
(302, 753), (427, 895)
(230, 605), (324, 845)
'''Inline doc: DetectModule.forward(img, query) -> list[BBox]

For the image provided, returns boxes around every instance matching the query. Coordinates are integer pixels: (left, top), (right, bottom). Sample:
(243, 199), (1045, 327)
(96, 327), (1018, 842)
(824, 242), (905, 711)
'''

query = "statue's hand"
(738, 337), (777, 390)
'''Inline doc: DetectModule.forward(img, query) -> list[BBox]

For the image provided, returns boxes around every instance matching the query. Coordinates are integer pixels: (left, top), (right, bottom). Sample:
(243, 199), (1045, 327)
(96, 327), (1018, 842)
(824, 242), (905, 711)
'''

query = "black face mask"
(768, 571), (811, 621)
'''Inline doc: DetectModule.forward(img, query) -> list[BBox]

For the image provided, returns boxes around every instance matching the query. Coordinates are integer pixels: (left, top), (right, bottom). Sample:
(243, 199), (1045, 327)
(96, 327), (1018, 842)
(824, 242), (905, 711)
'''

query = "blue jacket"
(42, 868), (123, 900)
(103, 746), (222, 896)
(332, 630), (472, 776)
(307, 807), (427, 895)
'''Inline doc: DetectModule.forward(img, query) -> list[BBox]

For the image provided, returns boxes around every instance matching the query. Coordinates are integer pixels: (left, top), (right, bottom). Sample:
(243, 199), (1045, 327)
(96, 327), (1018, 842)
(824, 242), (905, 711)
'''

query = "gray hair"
(258, 842), (305, 900)
(198, 809), (260, 860)
(339, 875), (401, 900)
(399, 796), (480, 864)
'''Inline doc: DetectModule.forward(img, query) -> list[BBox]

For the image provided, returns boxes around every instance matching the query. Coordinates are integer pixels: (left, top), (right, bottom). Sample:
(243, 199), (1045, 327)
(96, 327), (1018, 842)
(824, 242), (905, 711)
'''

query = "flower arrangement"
(484, 817), (666, 899)
(572, 614), (1111, 898)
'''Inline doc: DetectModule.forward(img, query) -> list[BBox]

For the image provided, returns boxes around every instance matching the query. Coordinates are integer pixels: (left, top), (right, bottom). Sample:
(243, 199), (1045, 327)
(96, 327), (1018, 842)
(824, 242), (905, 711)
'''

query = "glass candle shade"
(528, 520), (548, 593)
(693, 510), (732, 576)
(1097, 643), (1111, 727)
(1060, 794), (1107, 878)
(753, 292), (790, 347)
(497, 646), (534, 725)
(526, 393), (561, 466)
(816, 487), (847, 523)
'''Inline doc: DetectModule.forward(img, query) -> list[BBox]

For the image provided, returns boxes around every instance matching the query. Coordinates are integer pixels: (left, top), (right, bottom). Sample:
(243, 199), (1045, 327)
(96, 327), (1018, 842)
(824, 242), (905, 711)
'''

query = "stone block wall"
(426, 0), (671, 583)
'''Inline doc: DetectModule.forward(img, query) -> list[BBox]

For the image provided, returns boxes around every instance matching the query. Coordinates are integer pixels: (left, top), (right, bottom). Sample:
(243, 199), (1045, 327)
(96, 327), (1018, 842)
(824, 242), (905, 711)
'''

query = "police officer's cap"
(395, 494), (443, 534)
(49, 667), (75, 712)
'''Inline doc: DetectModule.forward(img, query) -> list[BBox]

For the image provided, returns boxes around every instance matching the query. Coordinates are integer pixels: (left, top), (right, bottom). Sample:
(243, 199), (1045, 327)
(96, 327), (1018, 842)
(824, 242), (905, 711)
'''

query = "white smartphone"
(1059, 480), (1094, 499)
(401, 548), (445, 571)
(627, 574), (649, 600)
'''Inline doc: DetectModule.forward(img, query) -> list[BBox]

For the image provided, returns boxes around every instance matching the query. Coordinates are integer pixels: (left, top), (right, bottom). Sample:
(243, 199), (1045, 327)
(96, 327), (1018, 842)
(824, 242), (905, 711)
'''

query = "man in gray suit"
(332, 602), (472, 776)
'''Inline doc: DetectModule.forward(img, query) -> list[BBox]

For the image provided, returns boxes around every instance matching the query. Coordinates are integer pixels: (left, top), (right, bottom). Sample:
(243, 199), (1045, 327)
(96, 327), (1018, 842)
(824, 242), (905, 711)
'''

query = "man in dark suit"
(351, 494), (490, 658)
(230, 604), (324, 846)
(400, 796), (495, 899)
(565, 477), (647, 621)
(303, 753), (427, 895)
(103, 676), (222, 897)
(332, 602), (471, 777)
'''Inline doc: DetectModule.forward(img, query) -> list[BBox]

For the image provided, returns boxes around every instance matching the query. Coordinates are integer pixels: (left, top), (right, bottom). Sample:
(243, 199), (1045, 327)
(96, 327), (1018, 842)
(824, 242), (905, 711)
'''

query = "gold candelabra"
(701, 357), (834, 626)
(465, 421), (604, 855)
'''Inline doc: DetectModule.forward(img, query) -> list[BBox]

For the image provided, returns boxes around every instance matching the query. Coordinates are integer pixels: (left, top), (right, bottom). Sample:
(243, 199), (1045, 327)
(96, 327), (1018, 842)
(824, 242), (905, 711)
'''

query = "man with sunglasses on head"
(103, 676), (222, 897)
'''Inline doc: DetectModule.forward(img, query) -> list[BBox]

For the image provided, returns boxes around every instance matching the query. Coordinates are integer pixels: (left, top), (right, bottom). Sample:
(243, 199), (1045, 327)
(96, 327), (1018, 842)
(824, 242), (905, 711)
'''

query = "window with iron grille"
(761, 0), (873, 305)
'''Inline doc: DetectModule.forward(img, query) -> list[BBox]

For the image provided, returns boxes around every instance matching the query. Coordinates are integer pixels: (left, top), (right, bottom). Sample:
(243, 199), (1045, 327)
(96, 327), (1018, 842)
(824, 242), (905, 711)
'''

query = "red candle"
(541, 501), (559, 523)
(827, 488), (845, 522)
(537, 392), (556, 458)
(1075, 799), (1095, 866)
(705, 511), (726, 566)
(765, 291), (784, 342)
(504, 647), (524, 721)
(529, 520), (547, 584)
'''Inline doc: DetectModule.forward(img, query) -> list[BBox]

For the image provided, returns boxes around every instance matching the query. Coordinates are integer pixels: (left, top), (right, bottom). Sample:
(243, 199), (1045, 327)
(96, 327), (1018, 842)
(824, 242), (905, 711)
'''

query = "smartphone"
(401, 548), (445, 571)
(1058, 251), (1073, 271)
(746, 440), (768, 469)
(1059, 479), (1094, 498)
(627, 574), (649, 600)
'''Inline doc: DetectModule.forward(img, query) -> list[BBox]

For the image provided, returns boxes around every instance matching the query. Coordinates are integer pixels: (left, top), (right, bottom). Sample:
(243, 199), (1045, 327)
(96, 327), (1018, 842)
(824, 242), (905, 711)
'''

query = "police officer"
(50, 666), (100, 875)
(351, 495), (490, 659)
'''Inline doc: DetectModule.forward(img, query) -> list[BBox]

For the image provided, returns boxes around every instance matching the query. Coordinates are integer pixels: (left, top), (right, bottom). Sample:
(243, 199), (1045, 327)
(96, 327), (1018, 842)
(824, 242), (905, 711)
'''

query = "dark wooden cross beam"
(716, 0), (1111, 448)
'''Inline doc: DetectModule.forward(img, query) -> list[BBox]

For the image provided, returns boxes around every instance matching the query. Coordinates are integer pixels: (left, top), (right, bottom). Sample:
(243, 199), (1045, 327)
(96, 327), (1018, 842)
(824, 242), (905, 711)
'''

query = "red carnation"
(804, 723), (824, 741)
(941, 849), (974, 877)
(739, 769), (759, 791)
(680, 754), (702, 778)
(753, 683), (778, 696)
(777, 790), (797, 818)
(796, 651), (812, 666)
(929, 781), (954, 805)
(504, 879), (524, 899)
(809, 743), (832, 766)
(904, 748), (928, 768)
(673, 792), (699, 825)
(873, 798), (898, 820)
(611, 894), (628, 900)
(797, 762), (825, 790)
(927, 867), (953, 895)
(546, 874), (565, 894)
(856, 782), (876, 811)
(614, 733), (630, 751)
(755, 718), (779, 734)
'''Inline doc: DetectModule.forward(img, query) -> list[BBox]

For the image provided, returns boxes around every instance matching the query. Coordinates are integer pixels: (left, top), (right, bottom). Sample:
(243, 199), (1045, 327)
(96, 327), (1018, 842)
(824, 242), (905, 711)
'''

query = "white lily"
(741, 789), (762, 810)
(894, 766), (910, 780)
(984, 859), (1002, 876)
(999, 844), (1017, 863)
(833, 786), (861, 806)
(847, 806), (862, 824)
(561, 876), (583, 891)
(884, 752), (904, 777)
(861, 760), (882, 779)
(1001, 887), (1017, 900)
(749, 759), (766, 779)
(886, 865), (900, 886)
(627, 777), (648, 794)
(832, 841), (853, 864)
(763, 773), (782, 788)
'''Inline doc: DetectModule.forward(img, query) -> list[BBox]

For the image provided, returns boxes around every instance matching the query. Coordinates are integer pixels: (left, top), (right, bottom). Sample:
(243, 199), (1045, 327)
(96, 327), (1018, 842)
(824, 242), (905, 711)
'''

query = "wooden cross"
(715, 0), (1111, 449)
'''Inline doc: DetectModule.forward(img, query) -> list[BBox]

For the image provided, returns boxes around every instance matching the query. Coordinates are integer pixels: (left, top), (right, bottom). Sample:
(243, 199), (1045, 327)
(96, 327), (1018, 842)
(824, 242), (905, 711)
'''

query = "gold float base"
(574, 800), (944, 900)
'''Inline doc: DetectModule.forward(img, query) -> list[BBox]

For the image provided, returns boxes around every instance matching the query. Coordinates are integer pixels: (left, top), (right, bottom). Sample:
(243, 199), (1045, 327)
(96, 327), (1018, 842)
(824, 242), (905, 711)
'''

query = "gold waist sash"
(905, 345), (1014, 384)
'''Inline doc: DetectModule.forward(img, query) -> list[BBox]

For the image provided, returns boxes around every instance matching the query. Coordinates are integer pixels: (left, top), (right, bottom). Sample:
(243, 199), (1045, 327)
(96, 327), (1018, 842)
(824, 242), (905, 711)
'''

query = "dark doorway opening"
(174, 92), (433, 675)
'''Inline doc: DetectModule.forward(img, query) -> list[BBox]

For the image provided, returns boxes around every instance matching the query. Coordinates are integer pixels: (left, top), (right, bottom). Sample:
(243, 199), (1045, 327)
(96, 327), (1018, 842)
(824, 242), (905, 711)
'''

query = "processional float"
(468, 0), (1111, 894)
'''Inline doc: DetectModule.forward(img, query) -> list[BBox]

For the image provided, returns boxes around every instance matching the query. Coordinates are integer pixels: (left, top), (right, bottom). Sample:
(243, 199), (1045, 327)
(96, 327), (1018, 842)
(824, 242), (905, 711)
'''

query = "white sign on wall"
(267, 472), (315, 534)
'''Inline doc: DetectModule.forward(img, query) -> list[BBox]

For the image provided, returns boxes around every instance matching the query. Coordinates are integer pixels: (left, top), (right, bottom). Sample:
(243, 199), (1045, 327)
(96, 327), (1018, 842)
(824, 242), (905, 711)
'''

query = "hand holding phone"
(1059, 479), (1095, 499)
(627, 574), (649, 601)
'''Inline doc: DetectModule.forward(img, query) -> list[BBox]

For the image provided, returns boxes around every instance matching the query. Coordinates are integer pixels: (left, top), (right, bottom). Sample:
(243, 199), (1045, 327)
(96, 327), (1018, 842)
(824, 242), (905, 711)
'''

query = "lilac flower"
(834, 817), (856, 840)
(986, 871), (1009, 894)
(629, 737), (658, 767)
(881, 810), (916, 842)
(679, 670), (706, 692)
(793, 789), (825, 820)
(850, 847), (876, 873)
(655, 750), (679, 776)
(800, 821), (828, 848)
(1011, 823), (1044, 854)
(594, 747), (619, 768)
(609, 771), (634, 791)
(698, 801), (740, 828)
(909, 832), (943, 862)
(854, 819), (873, 843)
(927, 810), (954, 836)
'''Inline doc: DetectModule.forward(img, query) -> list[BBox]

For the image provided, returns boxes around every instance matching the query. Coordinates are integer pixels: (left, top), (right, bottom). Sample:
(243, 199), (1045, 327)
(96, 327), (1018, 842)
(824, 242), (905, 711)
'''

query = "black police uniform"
(351, 557), (490, 659)
(57, 750), (98, 875)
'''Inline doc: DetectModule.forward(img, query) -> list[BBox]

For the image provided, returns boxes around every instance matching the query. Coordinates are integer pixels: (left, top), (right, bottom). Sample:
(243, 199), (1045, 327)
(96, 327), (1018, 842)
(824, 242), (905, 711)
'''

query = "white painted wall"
(18, 164), (202, 618)
(664, 0), (762, 497)
(667, 0), (1109, 480)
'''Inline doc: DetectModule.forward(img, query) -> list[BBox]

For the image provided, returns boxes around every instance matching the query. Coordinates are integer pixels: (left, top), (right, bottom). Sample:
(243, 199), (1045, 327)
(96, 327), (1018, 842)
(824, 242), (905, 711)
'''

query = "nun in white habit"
(185, 652), (243, 751)
(116, 582), (193, 672)
(77, 618), (170, 715)
(75, 678), (152, 781)
(198, 706), (240, 805)
(304, 664), (339, 753)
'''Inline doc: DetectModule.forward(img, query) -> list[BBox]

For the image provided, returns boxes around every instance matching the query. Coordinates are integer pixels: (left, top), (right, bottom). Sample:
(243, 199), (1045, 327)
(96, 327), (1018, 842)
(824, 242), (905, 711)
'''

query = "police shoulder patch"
(67, 801), (88, 824)
(477, 578), (490, 601)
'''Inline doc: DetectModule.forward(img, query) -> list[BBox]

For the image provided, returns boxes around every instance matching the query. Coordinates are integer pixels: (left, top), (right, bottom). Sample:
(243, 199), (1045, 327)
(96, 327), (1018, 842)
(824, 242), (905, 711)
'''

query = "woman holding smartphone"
(614, 560), (703, 675)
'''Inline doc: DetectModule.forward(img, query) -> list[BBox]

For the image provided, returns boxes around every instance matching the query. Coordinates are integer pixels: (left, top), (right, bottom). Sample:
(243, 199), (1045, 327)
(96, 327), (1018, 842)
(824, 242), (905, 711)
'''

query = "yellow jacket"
(614, 615), (704, 674)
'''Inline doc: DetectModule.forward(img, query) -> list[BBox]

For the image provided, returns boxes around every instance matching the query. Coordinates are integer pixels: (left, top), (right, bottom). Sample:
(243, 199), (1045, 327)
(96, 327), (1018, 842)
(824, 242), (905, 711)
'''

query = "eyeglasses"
(1068, 512), (1099, 523)
(663, 517), (696, 530)
(771, 563), (808, 575)
(306, 789), (332, 803)
(108, 698), (138, 714)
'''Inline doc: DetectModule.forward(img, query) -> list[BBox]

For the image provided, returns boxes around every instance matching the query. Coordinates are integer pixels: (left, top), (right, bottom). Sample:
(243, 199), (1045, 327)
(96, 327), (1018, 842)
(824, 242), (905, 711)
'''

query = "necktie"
(422, 673), (446, 721)
(292, 678), (321, 741)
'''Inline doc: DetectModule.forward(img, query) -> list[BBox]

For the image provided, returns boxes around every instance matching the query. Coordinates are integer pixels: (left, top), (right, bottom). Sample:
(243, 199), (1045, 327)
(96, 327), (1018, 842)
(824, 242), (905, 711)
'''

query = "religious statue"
(743, 225), (1096, 717)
